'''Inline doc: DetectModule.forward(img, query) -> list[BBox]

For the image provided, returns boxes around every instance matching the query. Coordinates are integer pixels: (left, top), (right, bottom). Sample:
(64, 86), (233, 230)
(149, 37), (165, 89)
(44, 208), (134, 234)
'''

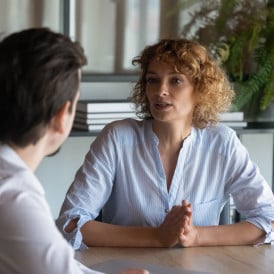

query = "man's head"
(0, 27), (87, 147)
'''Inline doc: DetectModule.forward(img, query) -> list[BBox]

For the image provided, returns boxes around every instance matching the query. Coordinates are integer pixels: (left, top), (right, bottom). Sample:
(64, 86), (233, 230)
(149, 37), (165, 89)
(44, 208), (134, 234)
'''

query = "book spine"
(75, 111), (137, 119)
(77, 102), (135, 113)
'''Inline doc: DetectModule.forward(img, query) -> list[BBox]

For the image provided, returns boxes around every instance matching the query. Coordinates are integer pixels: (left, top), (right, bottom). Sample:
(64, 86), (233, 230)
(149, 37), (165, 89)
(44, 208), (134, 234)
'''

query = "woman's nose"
(158, 81), (168, 96)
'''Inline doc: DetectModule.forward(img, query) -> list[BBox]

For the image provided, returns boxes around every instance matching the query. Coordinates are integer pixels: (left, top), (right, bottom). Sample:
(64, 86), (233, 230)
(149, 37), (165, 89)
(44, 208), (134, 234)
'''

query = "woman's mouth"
(154, 102), (172, 110)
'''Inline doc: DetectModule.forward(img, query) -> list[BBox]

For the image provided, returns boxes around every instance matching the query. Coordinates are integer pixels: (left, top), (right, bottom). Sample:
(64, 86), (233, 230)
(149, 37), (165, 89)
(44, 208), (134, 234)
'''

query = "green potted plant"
(179, 0), (274, 121)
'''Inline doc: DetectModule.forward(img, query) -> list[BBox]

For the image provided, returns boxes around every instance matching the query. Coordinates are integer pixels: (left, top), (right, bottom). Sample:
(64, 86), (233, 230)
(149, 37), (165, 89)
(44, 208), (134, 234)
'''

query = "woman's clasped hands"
(157, 200), (198, 247)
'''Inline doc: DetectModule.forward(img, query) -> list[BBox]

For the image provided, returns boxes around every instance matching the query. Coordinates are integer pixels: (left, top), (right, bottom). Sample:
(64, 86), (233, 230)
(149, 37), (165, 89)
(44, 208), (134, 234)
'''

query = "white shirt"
(0, 144), (103, 274)
(57, 119), (274, 250)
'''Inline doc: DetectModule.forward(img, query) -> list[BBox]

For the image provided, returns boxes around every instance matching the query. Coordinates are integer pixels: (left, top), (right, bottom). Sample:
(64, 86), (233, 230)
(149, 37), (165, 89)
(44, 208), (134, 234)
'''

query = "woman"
(57, 38), (274, 249)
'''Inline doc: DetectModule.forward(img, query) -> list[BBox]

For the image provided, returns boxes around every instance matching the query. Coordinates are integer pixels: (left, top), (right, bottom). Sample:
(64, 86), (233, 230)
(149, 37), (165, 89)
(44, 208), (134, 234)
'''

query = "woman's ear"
(51, 101), (72, 134)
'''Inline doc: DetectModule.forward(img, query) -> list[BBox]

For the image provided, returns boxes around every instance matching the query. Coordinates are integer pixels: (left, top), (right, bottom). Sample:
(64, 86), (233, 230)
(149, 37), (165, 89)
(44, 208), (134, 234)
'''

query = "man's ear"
(51, 101), (71, 134)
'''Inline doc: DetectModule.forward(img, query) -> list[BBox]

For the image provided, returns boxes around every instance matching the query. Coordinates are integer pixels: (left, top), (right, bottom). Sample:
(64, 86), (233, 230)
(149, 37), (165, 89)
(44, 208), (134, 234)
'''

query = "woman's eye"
(171, 78), (182, 84)
(146, 77), (158, 84)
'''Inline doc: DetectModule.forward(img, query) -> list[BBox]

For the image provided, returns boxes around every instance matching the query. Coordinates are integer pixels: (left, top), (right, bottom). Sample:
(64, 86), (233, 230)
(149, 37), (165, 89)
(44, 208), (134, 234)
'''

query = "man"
(0, 27), (147, 274)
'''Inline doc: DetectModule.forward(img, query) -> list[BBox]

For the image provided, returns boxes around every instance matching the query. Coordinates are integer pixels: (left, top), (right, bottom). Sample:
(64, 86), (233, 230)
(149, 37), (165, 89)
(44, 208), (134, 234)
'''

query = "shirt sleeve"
(1, 191), (104, 274)
(224, 130), (274, 244)
(56, 124), (118, 250)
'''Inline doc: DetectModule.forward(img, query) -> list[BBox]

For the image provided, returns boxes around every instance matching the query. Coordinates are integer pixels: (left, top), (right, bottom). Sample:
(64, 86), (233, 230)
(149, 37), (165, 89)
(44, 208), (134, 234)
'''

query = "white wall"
(240, 133), (273, 188)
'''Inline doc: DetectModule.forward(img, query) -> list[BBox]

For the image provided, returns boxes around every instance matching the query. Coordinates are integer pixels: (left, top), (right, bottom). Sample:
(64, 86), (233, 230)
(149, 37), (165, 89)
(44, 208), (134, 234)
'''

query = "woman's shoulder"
(192, 124), (240, 156)
(100, 118), (146, 139)
(208, 123), (236, 135)
(195, 123), (238, 143)
(106, 118), (144, 130)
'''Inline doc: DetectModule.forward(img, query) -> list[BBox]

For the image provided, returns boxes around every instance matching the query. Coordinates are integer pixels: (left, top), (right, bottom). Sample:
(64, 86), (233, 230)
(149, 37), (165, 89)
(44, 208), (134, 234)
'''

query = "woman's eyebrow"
(146, 71), (157, 75)
(146, 71), (184, 76)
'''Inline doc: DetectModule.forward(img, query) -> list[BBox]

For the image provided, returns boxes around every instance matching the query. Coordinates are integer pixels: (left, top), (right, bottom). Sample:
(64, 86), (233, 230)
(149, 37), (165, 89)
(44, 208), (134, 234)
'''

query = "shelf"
(235, 122), (274, 134)
(81, 74), (139, 83)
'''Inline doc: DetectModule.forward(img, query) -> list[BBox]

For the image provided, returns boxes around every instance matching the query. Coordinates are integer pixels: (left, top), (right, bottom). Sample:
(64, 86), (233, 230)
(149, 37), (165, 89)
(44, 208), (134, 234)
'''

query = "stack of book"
(219, 112), (247, 128)
(73, 100), (139, 132)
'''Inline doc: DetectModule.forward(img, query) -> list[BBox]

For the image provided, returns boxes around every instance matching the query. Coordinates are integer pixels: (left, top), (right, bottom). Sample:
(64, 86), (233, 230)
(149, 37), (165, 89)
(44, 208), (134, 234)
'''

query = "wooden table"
(75, 245), (274, 274)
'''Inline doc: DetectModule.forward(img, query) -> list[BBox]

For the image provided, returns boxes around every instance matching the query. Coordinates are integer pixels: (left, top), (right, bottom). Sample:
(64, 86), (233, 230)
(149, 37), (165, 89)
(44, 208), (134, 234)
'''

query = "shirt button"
(165, 209), (169, 213)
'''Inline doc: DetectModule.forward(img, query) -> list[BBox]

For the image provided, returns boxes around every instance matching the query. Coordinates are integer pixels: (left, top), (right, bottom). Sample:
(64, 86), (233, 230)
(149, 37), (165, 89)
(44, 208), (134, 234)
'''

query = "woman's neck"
(152, 120), (192, 146)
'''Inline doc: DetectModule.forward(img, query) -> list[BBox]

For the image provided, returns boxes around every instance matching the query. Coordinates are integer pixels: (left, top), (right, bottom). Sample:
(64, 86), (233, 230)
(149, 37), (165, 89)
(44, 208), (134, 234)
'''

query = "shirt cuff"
(247, 219), (274, 246)
(59, 215), (91, 250)
(264, 231), (274, 245)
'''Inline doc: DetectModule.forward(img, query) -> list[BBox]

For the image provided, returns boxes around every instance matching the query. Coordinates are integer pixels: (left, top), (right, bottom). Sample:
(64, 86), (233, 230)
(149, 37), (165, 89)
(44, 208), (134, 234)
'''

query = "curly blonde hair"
(129, 38), (235, 128)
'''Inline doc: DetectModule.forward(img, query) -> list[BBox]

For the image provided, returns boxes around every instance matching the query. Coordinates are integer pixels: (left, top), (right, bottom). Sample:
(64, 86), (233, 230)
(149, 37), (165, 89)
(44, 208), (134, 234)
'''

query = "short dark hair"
(0, 27), (87, 147)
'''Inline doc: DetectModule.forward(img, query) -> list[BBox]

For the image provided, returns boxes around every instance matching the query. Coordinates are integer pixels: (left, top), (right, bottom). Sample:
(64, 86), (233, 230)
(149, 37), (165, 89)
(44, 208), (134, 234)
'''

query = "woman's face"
(145, 60), (196, 123)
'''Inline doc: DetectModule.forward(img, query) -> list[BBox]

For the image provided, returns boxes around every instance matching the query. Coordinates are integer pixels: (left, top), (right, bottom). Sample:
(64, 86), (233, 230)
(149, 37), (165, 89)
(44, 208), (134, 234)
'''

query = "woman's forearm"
(194, 221), (266, 246)
(80, 220), (165, 247)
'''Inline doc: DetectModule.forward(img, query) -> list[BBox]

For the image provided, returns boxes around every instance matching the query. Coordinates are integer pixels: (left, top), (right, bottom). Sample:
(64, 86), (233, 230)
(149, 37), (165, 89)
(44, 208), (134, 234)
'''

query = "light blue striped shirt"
(57, 119), (274, 249)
